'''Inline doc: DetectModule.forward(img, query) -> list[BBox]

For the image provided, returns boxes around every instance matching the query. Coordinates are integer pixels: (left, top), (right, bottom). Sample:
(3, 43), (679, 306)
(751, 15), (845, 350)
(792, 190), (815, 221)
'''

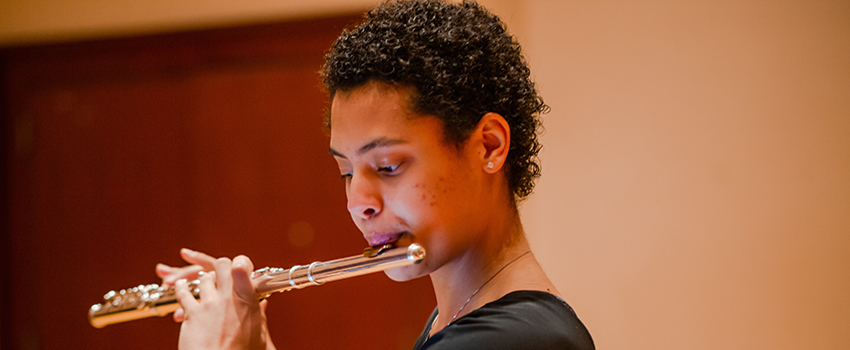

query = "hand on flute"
(157, 250), (276, 350)
(155, 248), (217, 322)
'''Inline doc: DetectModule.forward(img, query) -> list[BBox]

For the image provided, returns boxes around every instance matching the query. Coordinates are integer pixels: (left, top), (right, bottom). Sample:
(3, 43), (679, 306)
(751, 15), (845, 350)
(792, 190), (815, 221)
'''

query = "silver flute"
(89, 243), (425, 328)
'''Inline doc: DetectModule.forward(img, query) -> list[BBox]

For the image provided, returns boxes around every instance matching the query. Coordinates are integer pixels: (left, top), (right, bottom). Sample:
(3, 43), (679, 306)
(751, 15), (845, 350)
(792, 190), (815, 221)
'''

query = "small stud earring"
(487, 161), (495, 169)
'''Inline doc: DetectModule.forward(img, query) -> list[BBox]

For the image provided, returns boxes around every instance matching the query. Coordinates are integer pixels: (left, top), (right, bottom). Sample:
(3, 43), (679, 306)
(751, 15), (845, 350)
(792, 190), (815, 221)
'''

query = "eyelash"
(378, 164), (400, 174)
(340, 163), (401, 180)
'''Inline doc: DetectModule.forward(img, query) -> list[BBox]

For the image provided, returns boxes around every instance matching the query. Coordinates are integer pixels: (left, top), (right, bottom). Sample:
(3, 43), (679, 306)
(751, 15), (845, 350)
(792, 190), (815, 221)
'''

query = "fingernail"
(181, 248), (196, 257)
(176, 278), (187, 286)
(156, 263), (170, 270)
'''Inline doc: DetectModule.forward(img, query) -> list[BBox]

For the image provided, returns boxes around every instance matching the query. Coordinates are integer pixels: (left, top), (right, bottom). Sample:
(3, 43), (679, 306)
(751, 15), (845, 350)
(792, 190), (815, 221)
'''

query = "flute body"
(89, 243), (425, 328)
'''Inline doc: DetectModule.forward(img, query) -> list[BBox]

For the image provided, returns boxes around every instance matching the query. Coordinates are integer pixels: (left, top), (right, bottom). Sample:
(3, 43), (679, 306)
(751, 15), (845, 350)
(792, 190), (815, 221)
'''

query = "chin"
(384, 264), (427, 282)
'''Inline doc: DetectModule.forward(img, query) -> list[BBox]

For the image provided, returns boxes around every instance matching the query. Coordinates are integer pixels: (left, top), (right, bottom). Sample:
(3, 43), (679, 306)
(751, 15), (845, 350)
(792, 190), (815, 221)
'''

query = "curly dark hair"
(322, 0), (548, 201)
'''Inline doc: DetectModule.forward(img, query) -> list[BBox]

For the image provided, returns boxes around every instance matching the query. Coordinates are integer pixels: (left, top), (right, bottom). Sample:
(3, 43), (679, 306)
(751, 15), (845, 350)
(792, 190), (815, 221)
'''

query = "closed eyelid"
(334, 158), (353, 176)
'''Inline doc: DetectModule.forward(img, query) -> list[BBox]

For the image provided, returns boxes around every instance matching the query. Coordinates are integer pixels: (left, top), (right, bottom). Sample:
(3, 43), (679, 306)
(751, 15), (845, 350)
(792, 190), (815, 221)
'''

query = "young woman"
(157, 1), (594, 349)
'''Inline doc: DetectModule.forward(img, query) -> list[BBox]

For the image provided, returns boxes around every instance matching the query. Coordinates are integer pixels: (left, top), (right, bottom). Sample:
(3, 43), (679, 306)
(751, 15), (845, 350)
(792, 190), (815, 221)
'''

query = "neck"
(427, 206), (557, 334)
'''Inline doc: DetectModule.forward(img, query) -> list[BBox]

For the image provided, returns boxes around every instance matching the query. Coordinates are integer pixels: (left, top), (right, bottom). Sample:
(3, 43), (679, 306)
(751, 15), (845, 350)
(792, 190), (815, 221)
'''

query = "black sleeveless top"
(413, 291), (594, 350)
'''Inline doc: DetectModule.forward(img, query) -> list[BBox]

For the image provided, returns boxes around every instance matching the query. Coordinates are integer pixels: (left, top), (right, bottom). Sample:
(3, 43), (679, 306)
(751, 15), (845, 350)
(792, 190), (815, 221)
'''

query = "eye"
(340, 173), (353, 180)
(377, 163), (400, 174)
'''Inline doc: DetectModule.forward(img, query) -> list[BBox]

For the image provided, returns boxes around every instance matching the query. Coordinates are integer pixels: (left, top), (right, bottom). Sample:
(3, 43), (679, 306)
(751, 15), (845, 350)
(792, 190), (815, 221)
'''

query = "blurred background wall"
(2, 0), (848, 349)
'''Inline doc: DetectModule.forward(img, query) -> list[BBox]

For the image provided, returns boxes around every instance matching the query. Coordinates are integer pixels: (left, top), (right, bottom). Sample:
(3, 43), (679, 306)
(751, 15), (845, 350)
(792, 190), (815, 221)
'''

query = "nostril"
(363, 208), (375, 217)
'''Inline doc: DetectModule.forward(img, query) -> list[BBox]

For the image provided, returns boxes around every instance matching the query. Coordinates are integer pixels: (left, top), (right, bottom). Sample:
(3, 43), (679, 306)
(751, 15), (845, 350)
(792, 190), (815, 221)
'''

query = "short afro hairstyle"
(322, 0), (548, 201)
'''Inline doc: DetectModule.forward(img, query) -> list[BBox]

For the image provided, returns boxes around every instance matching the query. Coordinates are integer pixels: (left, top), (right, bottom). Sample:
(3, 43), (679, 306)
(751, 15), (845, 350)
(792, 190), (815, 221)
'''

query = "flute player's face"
(329, 82), (485, 281)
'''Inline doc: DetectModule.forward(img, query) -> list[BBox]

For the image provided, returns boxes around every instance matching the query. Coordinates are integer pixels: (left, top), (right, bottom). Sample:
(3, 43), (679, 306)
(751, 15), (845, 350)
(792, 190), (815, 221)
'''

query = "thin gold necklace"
(439, 249), (533, 328)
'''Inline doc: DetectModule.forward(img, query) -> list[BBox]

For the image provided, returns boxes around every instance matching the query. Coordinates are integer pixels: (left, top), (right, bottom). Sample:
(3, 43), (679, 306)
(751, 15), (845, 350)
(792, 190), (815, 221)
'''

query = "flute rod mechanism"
(88, 243), (425, 328)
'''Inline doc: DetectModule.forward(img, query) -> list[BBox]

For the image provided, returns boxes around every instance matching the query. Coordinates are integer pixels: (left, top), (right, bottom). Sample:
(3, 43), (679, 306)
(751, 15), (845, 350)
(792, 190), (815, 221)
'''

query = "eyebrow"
(329, 137), (407, 158)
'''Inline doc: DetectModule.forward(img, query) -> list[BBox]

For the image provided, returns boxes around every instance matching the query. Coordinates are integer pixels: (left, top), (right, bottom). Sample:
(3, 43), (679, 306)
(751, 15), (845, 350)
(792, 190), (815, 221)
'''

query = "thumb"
(259, 299), (269, 317)
(231, 255), (256, 303)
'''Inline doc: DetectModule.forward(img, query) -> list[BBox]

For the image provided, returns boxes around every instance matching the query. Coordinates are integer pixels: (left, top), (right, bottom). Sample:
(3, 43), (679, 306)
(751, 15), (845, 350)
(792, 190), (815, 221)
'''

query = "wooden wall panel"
(2, 15), (435, 350)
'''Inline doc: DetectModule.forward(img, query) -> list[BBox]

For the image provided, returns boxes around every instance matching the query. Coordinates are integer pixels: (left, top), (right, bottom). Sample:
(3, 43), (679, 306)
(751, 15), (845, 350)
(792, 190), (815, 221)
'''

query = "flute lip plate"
(362, 243), (395, 258)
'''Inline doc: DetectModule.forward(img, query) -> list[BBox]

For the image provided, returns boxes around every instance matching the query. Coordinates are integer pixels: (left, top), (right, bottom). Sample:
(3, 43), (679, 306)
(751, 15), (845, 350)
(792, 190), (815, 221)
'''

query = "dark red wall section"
(1, 15), (435, 350)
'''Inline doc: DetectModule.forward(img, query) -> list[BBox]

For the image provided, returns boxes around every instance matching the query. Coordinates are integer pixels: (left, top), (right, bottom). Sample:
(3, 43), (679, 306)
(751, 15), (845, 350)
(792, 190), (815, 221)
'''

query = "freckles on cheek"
(412, 182), (440, 207)
(434, 177), (447, 206)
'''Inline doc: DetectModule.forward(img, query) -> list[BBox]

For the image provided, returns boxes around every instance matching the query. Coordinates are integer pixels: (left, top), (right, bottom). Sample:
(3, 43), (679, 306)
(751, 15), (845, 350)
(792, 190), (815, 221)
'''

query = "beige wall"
(519, 1), (849, 349)
(5, 1), (849, 349)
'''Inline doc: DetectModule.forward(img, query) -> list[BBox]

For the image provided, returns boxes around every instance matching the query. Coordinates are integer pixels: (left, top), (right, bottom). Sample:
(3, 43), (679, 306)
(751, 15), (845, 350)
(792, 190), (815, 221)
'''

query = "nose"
(346, 173), (382, 220)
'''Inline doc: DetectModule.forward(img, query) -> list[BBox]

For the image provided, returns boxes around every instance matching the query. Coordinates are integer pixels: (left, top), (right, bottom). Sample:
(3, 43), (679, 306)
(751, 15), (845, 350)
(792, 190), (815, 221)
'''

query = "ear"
(472, 112), (510, 174)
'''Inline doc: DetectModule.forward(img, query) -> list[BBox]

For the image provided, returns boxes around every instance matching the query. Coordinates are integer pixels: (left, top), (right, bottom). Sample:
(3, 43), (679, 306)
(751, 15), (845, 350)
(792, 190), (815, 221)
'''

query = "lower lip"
(370, 232), (408, 247)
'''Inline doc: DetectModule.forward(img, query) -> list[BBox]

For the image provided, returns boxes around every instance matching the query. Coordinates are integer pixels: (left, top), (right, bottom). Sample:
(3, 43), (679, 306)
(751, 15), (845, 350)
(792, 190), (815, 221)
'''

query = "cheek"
(390, 176), (446, 223)
(416, 180), (438, 207)
(416, 175), (456, 207)
(393, 159), (469, 224)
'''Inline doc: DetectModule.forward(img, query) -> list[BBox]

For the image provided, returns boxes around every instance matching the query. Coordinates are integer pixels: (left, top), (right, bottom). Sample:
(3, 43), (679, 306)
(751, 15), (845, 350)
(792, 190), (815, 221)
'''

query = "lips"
(366, 231), (407, 247)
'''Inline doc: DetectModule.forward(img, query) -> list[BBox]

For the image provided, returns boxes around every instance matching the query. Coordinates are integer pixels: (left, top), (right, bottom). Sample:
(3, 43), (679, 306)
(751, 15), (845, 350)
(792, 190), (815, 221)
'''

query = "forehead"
(331, 82), (408, 120)
(329, 82), (438, 154)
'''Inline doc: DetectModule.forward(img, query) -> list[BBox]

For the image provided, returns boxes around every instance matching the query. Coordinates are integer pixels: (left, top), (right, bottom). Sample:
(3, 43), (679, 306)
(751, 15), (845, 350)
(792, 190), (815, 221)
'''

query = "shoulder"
(420, 291), (595, 350)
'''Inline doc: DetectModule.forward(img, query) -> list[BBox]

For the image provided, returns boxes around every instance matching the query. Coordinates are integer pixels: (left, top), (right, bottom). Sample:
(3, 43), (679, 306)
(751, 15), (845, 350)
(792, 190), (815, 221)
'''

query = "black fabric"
(412, 291), (594, 350)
